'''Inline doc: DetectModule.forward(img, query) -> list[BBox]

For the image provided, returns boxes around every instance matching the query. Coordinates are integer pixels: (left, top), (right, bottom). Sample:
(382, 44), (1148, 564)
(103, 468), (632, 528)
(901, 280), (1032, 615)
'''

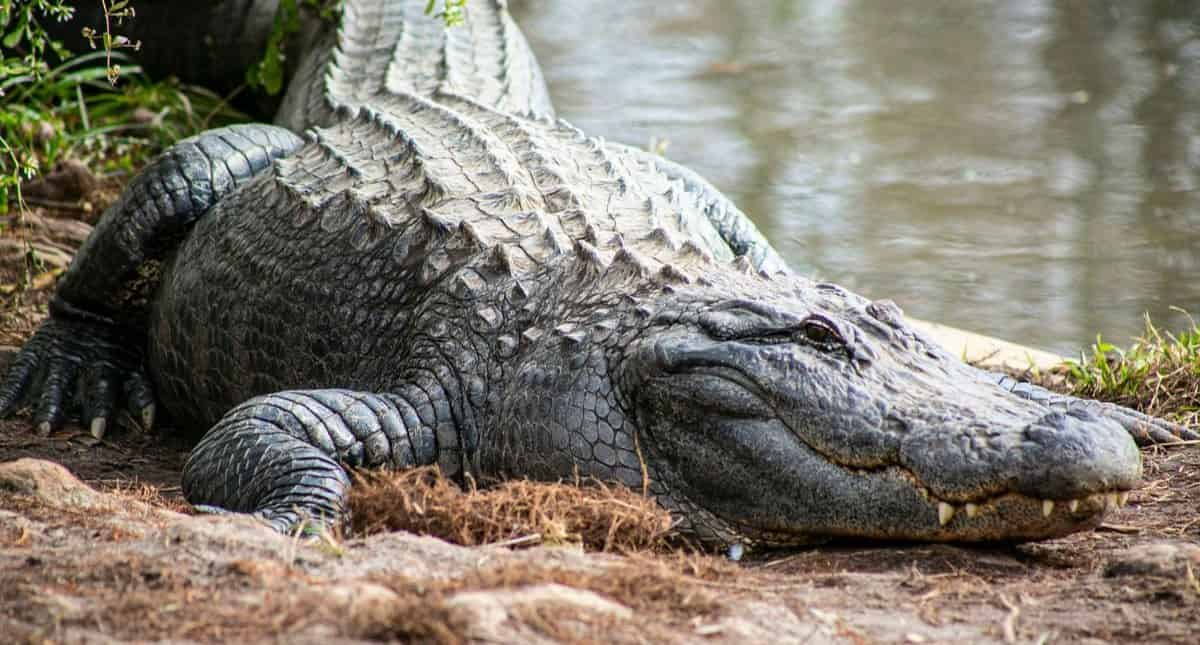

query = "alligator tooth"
(90, 417), (107, 440)
(937, 502), (956, 526)
(141, 404), (156, 432)
(1042, 500), (1055, 517)
(965, 503), (980, 519)
(1068, 500), (1079, 513)
(1116, 492), (1130, 507)
(1107, 493), (1120, 508)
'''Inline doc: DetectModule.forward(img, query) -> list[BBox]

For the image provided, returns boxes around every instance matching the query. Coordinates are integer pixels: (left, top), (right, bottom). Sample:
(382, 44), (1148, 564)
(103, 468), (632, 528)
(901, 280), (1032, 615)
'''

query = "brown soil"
(1, 165), (1198, 643)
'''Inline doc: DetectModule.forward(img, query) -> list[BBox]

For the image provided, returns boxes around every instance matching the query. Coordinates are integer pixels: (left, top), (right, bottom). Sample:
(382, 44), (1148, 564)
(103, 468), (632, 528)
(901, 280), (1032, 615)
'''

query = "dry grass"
(349, 466), (676, 553)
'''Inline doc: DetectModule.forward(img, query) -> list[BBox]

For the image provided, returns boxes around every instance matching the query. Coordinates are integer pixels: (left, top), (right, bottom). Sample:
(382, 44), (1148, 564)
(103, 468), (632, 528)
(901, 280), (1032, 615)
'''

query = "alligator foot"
(0, 124), (303, 438)
(0, 298), (152, 437)
(989, 372), (1197, 446)
(1076, 400), (1197, 446)
(181, 389), (443, 534)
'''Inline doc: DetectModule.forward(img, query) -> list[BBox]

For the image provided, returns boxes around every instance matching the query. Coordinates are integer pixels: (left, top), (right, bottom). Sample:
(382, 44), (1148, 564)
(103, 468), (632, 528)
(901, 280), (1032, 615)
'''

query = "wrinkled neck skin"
(472, 259), (1140, 550)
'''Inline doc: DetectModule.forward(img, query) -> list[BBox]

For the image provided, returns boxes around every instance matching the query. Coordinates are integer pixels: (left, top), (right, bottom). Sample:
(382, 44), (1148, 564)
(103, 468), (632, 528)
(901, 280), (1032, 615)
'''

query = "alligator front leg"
(182, 388), (451, 533)
(985, 371), (1198, 445)
(0, 125), (302, 436)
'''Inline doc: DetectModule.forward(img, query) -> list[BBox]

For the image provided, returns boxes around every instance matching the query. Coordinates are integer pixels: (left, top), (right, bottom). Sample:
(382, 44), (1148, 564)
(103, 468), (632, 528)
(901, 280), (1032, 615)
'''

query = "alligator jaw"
(816, 446), (1137, 539)
(724, 455), (1135, 547)
(894, 466), (1129, 539)
(935, 491), (1128, 527)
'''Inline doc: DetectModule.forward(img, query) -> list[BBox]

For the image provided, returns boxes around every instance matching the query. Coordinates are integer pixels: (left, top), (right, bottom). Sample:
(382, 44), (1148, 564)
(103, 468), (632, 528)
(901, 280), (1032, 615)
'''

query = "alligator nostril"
(1038, 411), (1070, 431)
(884, 414), (909, 434)
(1066, 406), (1098, 422)
(1023, 411), (1073, 442)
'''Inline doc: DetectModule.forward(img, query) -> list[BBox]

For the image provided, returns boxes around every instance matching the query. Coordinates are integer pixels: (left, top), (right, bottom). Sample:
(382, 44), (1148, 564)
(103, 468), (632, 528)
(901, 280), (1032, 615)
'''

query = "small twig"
(999, 594), (1020, 644)
(17, 196), (88, 211)
(200, 84), (247, 130)
(1097, 523), (1142, 534)
(486, 533), (542, 549)
(760, 553), (805, 569)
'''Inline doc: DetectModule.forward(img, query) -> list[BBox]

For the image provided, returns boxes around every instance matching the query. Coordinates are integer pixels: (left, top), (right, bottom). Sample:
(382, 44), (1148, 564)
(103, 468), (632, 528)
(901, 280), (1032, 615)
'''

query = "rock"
(311, 580), (404, 638)
(1104, 541), (1200, 578)
(35, 121), (56, 144)
(21, 159), (99, 202)
(446, 583), (632, 643)
(0, 458), (106, 509)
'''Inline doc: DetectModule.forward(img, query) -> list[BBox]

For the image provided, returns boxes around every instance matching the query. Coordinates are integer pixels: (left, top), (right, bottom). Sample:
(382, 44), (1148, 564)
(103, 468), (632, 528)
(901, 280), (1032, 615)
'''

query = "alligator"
(3, 0), (1194, 549)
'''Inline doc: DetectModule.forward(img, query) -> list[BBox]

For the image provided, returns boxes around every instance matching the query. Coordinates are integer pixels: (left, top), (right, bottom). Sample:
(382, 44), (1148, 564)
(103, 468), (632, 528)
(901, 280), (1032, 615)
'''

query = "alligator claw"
(90, 417), (108, 440)
(1089, 401), (1198, 446)
(0, 350), (38, 416)
(124, 370), (157, 431)
(141, 404), (157, 432)
(196, 502), (334, 536)
(0, 311), (150, 438)
(989, 370), (1195, 446)
(32, 356), (79, 433)
(191, 504), (234, 517)
(83, 363), (120, 438)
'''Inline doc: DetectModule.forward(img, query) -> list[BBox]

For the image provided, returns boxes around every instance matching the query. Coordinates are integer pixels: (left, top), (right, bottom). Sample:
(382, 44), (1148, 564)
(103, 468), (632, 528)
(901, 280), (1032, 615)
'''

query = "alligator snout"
(900, 403), (1141, 509)
(1014, 408), (1141, 499)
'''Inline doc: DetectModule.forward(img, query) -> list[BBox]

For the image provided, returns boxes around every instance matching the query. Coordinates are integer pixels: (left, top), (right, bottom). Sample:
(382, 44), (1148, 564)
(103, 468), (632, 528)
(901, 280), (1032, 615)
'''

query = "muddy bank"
(1, 438), (1198, 643)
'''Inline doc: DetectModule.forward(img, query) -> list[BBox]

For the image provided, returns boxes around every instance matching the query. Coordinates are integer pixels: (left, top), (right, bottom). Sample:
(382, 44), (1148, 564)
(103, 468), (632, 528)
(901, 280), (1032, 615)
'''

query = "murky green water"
(512, 0), (1200, 355)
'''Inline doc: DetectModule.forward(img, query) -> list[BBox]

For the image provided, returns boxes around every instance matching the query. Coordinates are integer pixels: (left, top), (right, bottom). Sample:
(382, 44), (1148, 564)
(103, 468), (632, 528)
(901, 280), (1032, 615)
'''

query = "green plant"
(1064, 311), (1200, 427)
(1, 0), (74, 211)
(246, 0), (464, 96)
(426, 0), (467, 27)
(1, 1), (247, 303)
(246, 0), (340, 95)
(79, 0), (140, 85)
(0, 1), (73, 84)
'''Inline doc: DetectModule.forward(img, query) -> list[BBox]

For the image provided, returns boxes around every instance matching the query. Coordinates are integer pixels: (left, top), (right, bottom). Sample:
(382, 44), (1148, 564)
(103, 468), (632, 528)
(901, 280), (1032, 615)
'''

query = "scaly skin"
(1, 0), (1194, 550)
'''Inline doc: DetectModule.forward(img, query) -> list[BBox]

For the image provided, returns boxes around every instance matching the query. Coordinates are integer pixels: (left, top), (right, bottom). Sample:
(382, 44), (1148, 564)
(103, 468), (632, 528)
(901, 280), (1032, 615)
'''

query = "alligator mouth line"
(699, 366), (1135, 521)
(871, 462), (1133, 526)
(934, 490), (1129, 525)
(662, 365), (1133, 544)
(725, 462), (1131, 547)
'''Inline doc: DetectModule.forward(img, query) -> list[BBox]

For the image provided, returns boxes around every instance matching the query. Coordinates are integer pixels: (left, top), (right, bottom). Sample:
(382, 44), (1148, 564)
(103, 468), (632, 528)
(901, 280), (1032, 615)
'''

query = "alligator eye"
(799, 317), (845, 350)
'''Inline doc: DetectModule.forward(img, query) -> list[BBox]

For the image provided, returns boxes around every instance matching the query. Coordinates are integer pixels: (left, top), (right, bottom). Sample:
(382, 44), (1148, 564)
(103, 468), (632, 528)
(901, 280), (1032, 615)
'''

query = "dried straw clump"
(348, 466), (675, 552)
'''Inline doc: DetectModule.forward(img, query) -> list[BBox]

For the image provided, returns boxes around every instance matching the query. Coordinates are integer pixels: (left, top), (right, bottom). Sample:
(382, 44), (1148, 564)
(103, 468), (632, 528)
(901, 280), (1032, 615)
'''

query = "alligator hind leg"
(182, 388), (449, 533)
(0, 124), (303, 436)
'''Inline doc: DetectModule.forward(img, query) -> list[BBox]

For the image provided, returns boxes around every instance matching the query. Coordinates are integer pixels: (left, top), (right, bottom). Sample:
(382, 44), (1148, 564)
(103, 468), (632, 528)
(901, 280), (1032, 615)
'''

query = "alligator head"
(615, 276), (1140, 547)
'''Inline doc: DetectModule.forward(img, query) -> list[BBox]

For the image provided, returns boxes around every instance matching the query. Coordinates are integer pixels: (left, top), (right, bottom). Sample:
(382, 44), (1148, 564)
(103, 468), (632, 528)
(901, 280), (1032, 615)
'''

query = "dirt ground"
(1, 173), (1198, 643)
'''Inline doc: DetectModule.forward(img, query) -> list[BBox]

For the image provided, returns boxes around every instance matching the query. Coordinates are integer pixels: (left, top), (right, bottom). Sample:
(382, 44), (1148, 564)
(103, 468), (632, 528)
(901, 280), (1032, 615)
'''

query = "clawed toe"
(0, 314), (155, 438)
(1094, 401), (1196, 446)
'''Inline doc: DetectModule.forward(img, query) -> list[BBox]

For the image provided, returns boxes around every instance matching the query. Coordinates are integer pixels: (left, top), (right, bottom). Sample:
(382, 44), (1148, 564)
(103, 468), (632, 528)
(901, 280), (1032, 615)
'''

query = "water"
(510, 0), (1200, 356)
